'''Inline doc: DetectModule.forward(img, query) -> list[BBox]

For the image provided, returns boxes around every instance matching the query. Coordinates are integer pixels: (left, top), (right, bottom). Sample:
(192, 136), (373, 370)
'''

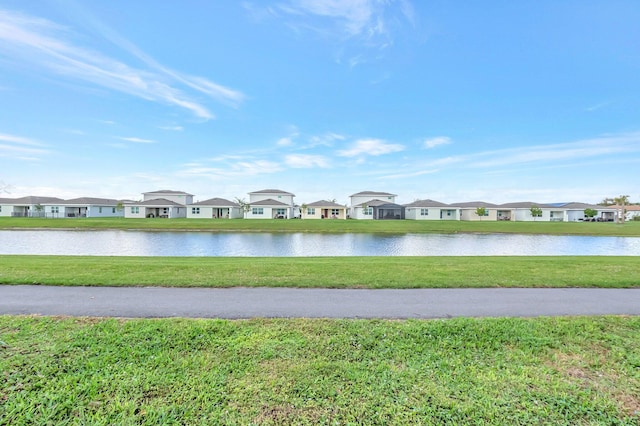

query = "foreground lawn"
(1, 316), (638, 425)
(1, 217), (639, 236)
(0, 255), (638, 288)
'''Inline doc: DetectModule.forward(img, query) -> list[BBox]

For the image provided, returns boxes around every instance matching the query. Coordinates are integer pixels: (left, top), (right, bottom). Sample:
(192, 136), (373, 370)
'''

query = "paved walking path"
(1, 285), (639, 319)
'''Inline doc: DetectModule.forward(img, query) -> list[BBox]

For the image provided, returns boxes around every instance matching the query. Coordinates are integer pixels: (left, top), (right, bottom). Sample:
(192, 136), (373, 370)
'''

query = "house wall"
(187, 206), (242, 219)
(512, 209), (552, 222)
(405, 207), (447, 220)
(245, 206), (274, 219)
(350, 206), (374, 220)
(249, 193), (294, 206)
(0, 204), (13, 217)
(350, 194), (396, 207)
(302, 207), (346, 219)
(143, 192), (193, 204)
(124, 205), (146, 218)
(86, 206), (123, 218)
(460, 208), (498, 221)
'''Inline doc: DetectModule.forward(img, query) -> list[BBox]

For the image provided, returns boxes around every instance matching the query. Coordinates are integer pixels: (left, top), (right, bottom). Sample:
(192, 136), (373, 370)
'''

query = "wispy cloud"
(117, 136), (156, 144)
(0, 8), (244, 120)
(423, 136), (451, 149)
(337, 138), (404, 157)
(0, 133), (50, 160)
(284, 153), (330, 168)
(159, 125), (184, 131)
(252, 0), (415, 65)
(307, 132), (345, 147)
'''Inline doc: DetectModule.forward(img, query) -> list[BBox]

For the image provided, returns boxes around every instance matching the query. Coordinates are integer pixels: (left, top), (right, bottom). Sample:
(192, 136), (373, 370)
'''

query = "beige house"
(451, 201), (500, 221)
(301, 200), (347, 219)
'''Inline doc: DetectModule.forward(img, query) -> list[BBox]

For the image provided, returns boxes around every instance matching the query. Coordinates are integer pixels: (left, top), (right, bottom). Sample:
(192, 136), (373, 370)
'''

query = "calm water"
(1, 230), (639, 256)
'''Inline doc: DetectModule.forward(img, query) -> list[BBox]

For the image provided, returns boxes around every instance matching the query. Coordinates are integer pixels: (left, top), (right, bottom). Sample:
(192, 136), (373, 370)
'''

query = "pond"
(1, 230), (639, 256)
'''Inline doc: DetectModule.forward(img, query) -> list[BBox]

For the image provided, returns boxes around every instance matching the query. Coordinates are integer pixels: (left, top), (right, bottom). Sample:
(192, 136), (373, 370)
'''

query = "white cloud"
(159, 125), (183, 131)
(277, 137), (295, 147)
(423, 136), (451, 149)
(117, 137), (156, 144)
(284, 154), (330, 168)
(0, 133), (49, 160)
(308, 132), (345, 147)
(337, 138), (404, 157)
(0, 133), (45, 146)
(0, 8), (245, 120)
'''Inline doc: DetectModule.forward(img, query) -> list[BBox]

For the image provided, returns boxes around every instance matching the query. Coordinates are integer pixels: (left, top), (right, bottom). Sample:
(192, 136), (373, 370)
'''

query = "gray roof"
(305, 200), (346, 208)
(357, 199), (404, 208)
(61, 197), (120, 205)
(404, 199), (450, 208)
(350, 191), (396, 197)
(498, 202), (552, 209)
(127, 198), (184, 207)
(10, 196), (66, 205)
(143, 190), (193, 196)
(450, 201), (499, 208)
(557, 202), (611, 210)
(190, 197), (240, 207)
(250, 198), (290, 207)
(249, 189), (294, 196)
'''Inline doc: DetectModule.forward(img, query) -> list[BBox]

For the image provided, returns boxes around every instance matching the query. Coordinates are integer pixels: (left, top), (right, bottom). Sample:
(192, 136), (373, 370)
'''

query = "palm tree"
(613, 195), (630, 224)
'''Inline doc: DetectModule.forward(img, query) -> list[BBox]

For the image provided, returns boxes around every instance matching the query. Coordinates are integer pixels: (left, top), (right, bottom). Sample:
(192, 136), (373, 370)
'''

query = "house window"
(307, 208), (315, 215)
(331, 209), (340, 216)
(98, 207), (103, 213)
(275, 208), (286, 217)
(363, 207), (373, 215)
(420, 209), (429, 216)
(252, 207), (264, 215)
(192, 207), (200, 215)
(51, 206), (59, 214)
(131, 207), (139, 214)
(112, 207), (116, 213)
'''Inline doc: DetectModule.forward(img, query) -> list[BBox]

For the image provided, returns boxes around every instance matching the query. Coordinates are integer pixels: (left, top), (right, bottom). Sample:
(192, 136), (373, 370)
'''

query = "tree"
(475, 206), (486, 221)
(234, 197), (250, 218)
(598, 197), (615, 206)
(530, 205), (542, 221)
(583, 208), (597, 221)
(613, 195), (630, 224)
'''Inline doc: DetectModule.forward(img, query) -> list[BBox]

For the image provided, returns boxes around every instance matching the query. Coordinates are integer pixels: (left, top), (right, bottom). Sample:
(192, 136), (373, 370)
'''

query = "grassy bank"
(1, 217), (639, 236)
(1, 315), (638, 425)
(1, 255), (638, 288)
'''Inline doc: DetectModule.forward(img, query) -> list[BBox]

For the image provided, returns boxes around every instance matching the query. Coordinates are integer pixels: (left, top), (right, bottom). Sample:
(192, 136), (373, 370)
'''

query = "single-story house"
(60, 197), (124, 218)
(451, 201), (501, 221)
(404, 199), (459, 220)
(0, 196), (66, 217)
(301, 200), (347, 219)
(187, 197), (243, 219)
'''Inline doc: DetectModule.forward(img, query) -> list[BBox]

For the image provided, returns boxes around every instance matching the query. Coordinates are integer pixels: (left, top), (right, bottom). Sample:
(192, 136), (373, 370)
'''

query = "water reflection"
(1, 230), (639, 256)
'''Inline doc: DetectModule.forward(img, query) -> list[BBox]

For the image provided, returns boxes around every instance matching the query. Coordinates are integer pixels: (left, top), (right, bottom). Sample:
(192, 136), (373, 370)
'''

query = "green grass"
(1, 255), (638, 288)
(1, 315), (638, 425)
(1, 217), (639, 236)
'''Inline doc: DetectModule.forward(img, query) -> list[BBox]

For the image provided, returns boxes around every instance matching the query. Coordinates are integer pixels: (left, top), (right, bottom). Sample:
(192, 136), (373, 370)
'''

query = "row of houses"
(0, 189), (634, 222)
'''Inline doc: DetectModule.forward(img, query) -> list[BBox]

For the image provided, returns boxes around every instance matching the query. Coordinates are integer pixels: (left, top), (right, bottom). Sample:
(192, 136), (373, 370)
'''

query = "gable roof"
(190, 197), (240, 207)
(61, 197), (120, 205)
(250, 198), (290, 207)
(498, 201), (552, 208)
(404, 199), (450, 208)
(350, 191), (396, 197)
(305, 200), (345, 208)
(450, 201), (499, 208)
(355, 199), (404, 208)
(10, 196), (66, 205)
(127, 198), (184, 207)
(249, 189), (294, 196)
(143, 190), (193, 196)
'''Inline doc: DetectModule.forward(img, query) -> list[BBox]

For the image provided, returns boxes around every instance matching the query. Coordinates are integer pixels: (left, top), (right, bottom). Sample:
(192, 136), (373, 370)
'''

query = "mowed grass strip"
(1, 316), (638, 425)
(2, 217), (640, 236)
(0, 255), (638, 288)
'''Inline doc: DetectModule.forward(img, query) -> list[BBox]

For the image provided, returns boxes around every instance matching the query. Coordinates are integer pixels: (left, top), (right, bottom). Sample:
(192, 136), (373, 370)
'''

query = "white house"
(124, 190), (193, 218)
(349, 191), (404, 220)
(404, 199), (459, 220)
(246, 189), (295, 219)
(187, 197), (243, 219)
(301, 200), (347, 219)
(0, 196), (66, 217)
(60, 197), (124, 218)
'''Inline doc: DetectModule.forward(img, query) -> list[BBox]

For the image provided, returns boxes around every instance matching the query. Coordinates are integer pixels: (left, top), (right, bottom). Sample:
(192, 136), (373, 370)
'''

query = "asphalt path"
(1, 285), (639, 319)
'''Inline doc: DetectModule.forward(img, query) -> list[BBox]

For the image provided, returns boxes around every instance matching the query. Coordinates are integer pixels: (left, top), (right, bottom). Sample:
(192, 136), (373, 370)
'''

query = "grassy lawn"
(1, 255), (638, 288)
(1, 315), (638, 425)
(1, 217), (639, 236)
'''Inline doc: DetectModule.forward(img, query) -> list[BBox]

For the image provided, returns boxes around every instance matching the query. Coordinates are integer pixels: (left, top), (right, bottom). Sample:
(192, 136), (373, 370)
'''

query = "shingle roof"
(404, 199), (450, 208)
(10, 196), (66, 205)
(61, 197), (120, 205)
(143, 190), (193, 196)
(128, 198), (184, 207)
(305, 200), (345, 208)
(356, 199), (404, 208)
(350, 191), (396, 197)
(190, 197), (240, 207)
(248, 189), (295, 196)
(250, 198), (290, 206)
(450, 201), (499, 208)
(498, 202), (552, 208)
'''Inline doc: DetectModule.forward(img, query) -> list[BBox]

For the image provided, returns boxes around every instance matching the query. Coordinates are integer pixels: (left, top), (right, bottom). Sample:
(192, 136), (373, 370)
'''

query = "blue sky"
(1, 0), (638, 205)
